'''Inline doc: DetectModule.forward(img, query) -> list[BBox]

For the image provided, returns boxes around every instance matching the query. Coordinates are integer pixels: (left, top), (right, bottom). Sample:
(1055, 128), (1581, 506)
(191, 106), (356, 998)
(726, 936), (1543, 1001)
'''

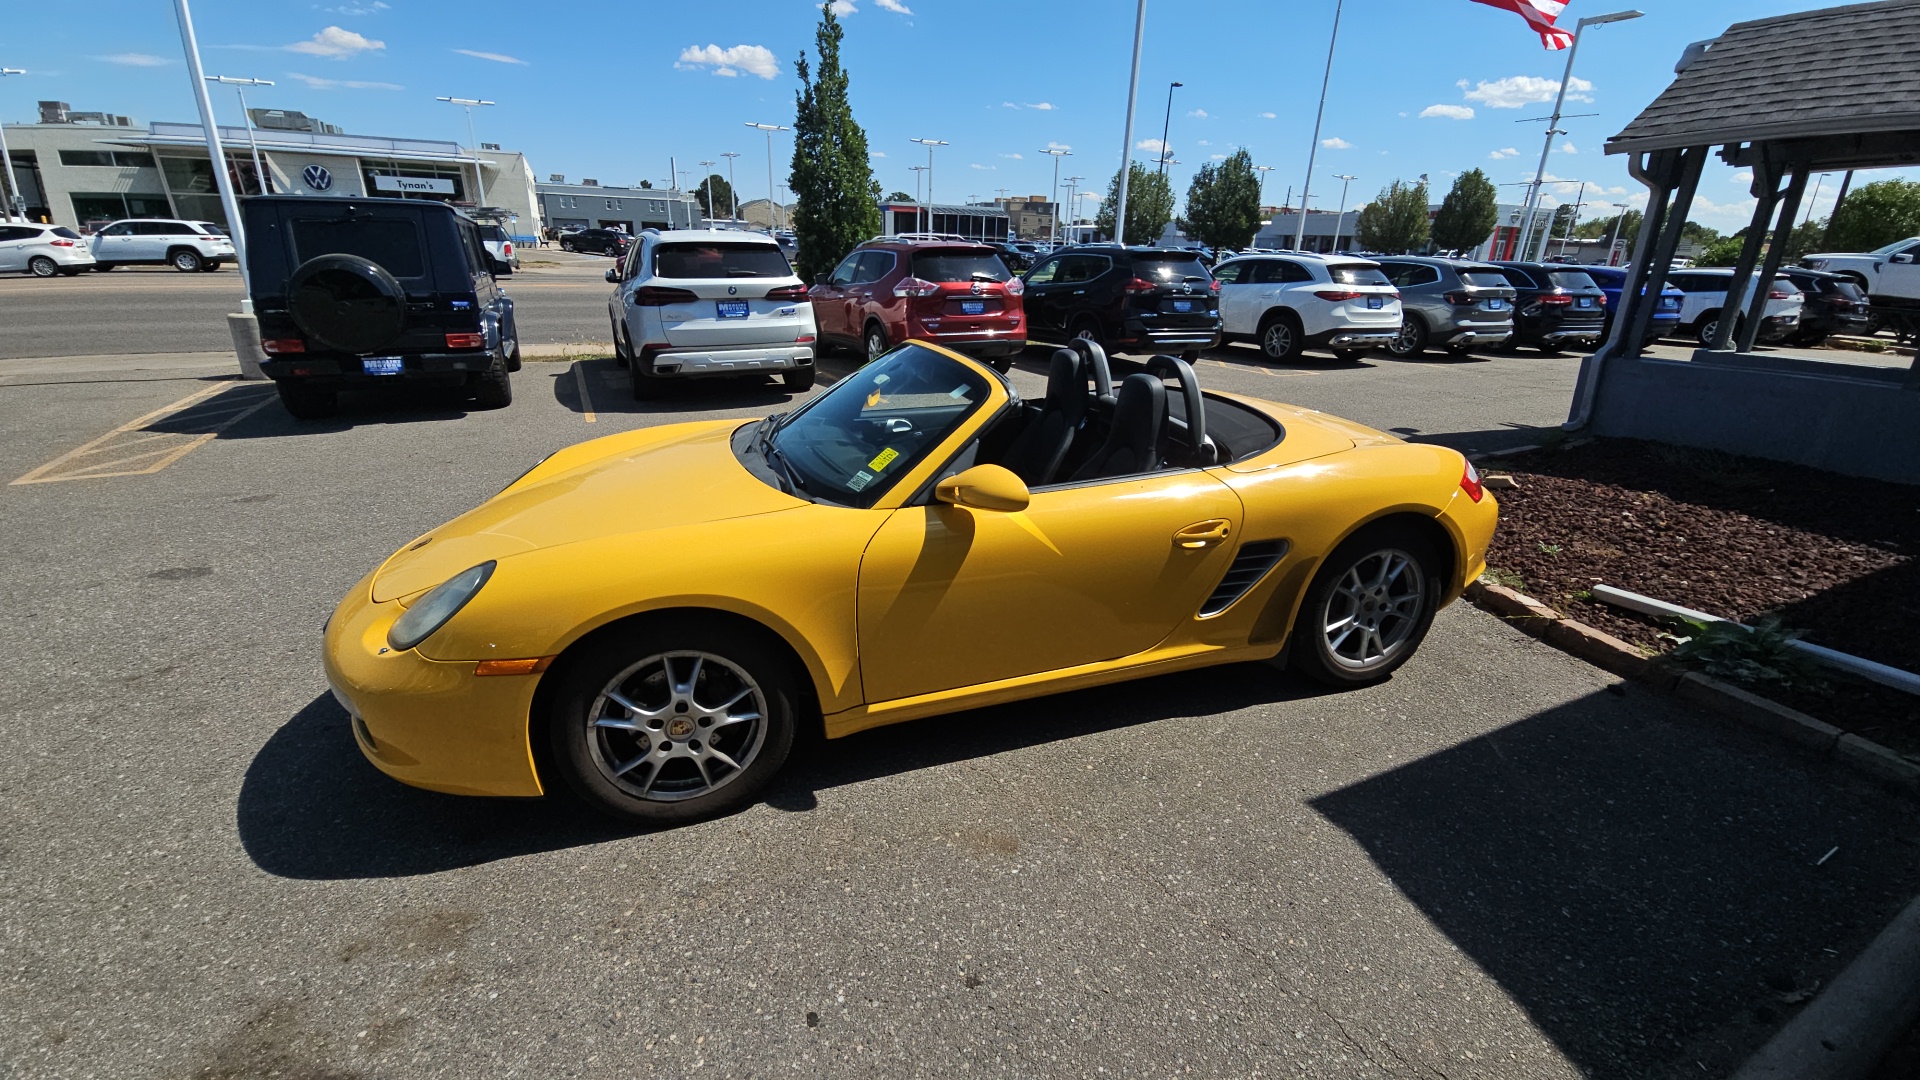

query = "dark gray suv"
(1374, 257), (1517, 358)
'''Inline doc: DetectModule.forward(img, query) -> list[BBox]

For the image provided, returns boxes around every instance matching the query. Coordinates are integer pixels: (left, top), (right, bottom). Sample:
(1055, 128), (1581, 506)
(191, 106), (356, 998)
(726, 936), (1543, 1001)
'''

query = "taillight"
(502, 242), (512, 257)
(796, 333), (816, 344)
(1443, 291), (1473, 305)
(1003, 277), (1024, 296)
(1539, 293), (1574, 306)
(49, 239), (75, 248)
(1208, 279), (1221, 293)
(1768, 288), (1794, 300)
(1314, 290), (1363, 302)
(764, 283), (809, 302)
(1460, 460), (1485, 503)
(445, 332), (486, 349)
(261, 338), (306, 354)
(629, 285), (700, 306)
(1124, 277), (1158, 293)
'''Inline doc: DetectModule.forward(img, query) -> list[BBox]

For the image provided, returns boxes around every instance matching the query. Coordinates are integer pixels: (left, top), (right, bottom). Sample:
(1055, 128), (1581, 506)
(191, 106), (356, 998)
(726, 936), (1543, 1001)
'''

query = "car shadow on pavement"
(1309, 688), (1920, 1079)
(237, 660), (1319, 880)
(194, 385), (479, 437)
(551, 357), (815, 416)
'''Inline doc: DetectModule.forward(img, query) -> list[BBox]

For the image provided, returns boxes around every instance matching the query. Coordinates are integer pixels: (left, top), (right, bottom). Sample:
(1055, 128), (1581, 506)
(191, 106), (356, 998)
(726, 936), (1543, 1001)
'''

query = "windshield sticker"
(868, 447), (900, 472)
(847, 470), (875, 492)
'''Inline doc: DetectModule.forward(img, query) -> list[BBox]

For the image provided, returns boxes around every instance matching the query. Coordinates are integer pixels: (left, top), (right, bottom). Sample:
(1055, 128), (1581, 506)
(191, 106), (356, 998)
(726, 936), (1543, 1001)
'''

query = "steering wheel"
(1145, 354), (1218, 466)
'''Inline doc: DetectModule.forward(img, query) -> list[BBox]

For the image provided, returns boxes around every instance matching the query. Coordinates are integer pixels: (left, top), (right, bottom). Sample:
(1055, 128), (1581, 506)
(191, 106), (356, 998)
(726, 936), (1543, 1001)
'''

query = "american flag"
(1470, 0), (1576, 50)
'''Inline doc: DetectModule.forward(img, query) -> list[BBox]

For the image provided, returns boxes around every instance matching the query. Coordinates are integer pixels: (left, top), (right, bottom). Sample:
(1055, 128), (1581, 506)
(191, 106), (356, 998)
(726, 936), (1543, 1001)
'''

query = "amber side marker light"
(474, 656), (556, 677)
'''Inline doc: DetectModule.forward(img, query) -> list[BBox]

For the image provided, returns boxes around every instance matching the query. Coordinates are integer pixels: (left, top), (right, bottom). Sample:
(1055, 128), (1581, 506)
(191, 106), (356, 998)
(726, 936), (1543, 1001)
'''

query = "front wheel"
(171, 249), (204, 273)
(275, 380), (338, 420)
(1289, 522), (1443, 687)
(548, 624), (800, 825)
(28, 256), (58, 278)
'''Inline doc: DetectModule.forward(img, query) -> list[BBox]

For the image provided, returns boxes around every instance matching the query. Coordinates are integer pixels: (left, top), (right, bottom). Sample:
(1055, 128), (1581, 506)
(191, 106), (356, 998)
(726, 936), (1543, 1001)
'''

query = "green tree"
(884, 190), (912, 202)
(1355, 179), (1430, 253)
(1826, 179), (1920, 252)
(637, 179), (654, 189)
(1680, 220), (1722, 246)
(1694, 235), (1746, 267)
(1183, 149), (1263, 250)
(1693, 219), (1831, 267)
(789, 3), (883, 282)
(1429, 168), (1498, 253)
(1094, 162), (1174, 245)
(692, 173), (738, 219)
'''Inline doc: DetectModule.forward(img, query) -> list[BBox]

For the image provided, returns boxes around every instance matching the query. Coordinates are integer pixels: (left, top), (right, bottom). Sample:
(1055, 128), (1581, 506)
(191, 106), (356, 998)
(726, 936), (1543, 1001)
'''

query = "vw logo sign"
(302, 165), (333, 191)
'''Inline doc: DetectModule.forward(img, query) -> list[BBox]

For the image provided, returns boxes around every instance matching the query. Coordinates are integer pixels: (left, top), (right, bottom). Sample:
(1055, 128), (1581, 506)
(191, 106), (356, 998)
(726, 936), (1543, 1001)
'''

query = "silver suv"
(90, 218), (236, 273)
(1374, 257), (1517, 358)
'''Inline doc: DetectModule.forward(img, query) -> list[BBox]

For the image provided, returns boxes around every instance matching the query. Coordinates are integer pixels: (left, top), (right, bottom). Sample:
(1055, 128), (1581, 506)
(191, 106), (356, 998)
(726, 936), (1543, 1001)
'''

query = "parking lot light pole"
(910, 138), (947, 234)
(1330, 173), (1358, 252)
(1516, 9), (1642, 257)
(1294, 0), (1344, 250)
(1063, 174), (1083, 240)
(1113, 0), (1146, 246)
(172, 0), (250, 302)
(1254, 164), (1274, 209)
(0, 68), (25, 222)
(697, 160), (716, 224)
(207, 76), (273, 194)
(1040, 147), (1072, 244)
(1605, 200), (1632, 264)
(1157, 81), (1182, 179)
(437, 97), (496, 207)
(721, 152), (742, 225)
(746, 123), (791, 232)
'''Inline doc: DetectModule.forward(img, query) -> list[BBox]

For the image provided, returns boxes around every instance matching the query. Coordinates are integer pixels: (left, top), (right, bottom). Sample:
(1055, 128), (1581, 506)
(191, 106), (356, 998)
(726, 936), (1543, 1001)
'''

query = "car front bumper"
(323, 571), (546, 798)
(647, 344), (814, 377)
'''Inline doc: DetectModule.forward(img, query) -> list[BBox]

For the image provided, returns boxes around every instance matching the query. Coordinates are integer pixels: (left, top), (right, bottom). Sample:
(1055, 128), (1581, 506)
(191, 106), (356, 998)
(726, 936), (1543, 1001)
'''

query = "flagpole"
(1293, 0), (1344, 251)
(1516, 9), (1642, 257)
(1112, 0), (1146, 245)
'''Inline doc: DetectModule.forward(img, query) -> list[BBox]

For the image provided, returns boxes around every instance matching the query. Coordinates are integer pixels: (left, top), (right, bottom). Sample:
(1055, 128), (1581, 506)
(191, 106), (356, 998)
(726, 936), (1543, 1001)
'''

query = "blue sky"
(6, 0), (1912, 233)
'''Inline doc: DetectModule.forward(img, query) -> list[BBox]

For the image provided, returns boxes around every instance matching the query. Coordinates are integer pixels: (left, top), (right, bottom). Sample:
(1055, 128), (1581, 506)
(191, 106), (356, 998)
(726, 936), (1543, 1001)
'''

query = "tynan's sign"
(372, 175), (456, 195)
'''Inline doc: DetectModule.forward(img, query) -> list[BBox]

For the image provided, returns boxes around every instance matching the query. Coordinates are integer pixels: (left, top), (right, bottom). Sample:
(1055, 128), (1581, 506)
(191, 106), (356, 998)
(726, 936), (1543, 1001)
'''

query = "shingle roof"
(1606, 0), (1920, 156)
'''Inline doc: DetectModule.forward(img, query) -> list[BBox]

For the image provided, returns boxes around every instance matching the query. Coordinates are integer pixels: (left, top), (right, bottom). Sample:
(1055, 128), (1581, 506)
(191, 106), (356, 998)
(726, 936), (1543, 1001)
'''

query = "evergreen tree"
(692, 174), (739, 219)
(1094, 163), (1174, 245)
(789, 3), (882, 282)
(1430, 169), (1498, 253)
(884, 191), (913, 202)
(1184, 150), (1263, 250)
(1355, 179), (1431, 254)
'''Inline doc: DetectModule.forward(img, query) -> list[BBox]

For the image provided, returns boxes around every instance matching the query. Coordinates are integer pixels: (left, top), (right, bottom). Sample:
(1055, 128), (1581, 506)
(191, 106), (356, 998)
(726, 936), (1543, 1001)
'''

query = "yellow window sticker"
(867, 447), (900, 472)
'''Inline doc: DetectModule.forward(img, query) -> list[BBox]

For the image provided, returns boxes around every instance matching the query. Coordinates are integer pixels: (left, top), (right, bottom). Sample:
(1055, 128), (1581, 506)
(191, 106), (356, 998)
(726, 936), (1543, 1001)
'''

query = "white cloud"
(1420, 104), (1475, 120)
(1045, 141), (1071, 152)
(676, 43), (779, 79)
(969, 163), (994, 171)
(1259, 111), (1277, 119)
(998, 152), (1023, 159)
(1136, 138), (1168, 153)
(286, 71), (403, 90)
(1026, 101), (1055, 111)
(870, 150), (886, 158)
(95, 53), (172, 67)
(1605, 186), (1630, 195)
(1187, 108), (1208, 119)
(829, 0), (857, 14)
(1732, 171), (1753, 183)
(1461, 74), (1593, 109)
(324, 0), (388, 12)
(1321, 137), (1353, 149)
(1556, 140), (1576, 154)
(1196, 139), (1210, 146)
(1489, 147), (1520, 159)
(875, 0), (912, 11)
(1399, 111), (1409, 117)
(287, 25), (385, 59)
(1002, 101), (1020, 109)
(454, 49), (527, 65)
(1210, 154), (1227, 160)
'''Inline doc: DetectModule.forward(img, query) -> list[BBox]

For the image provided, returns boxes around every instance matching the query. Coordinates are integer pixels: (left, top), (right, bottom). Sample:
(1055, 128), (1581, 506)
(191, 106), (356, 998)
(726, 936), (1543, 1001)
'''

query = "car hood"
(370, 420), (799, 601)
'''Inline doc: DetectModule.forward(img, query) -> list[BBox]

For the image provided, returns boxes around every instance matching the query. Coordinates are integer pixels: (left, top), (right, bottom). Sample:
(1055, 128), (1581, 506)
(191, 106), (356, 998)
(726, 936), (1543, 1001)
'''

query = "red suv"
(808, 238), (1025, 370)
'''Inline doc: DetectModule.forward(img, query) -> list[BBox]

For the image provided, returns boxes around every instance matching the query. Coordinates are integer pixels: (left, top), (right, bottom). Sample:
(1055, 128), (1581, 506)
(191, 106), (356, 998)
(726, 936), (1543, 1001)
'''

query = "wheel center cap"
(666, 717), (696, 740)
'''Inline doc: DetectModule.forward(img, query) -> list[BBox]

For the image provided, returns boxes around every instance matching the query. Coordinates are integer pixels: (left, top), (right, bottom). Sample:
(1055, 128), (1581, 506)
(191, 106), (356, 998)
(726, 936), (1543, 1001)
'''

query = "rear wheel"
(1332, 347), (1369, 362)
(1445, 342), (1476, 358)
(631, 353), (663, 400)
(275, 380), (338, 420)
(471, 352), (513, 409)
(547, 623), (800, 825)
(1290, 521), (1443, 688)
(199, 260), (221, 273)
(170, 249), (203, 273)
(1257, 311), (1302, 362)
(864, 322), (890, 364)
(93, 262), (117, 272)
(1386, 316), (1428, 358)
(782, 367), (816, 392)
(1071, 315), (1106, 355)
(27, 256), (58, 278)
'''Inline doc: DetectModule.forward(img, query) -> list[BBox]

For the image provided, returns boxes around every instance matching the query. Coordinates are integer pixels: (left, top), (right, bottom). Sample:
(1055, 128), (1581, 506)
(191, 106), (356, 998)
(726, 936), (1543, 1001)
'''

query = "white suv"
(0, 223), (97, 277)
(1665, 269), (1803, 346)
(90, 218), (236, 272)
(607, 230), (817, 398)
(1213, 253), (1402, 361)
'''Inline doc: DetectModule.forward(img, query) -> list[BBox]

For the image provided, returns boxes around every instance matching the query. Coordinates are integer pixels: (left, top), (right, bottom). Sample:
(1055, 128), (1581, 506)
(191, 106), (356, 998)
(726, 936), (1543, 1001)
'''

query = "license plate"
(1578, 297), (1594, 308)
(716, 300), (749, 319)
(1484, 298), (1510, 310)
(1170, 299), (1193, 312)
(960, 300), (985, 315)
(362, 357), (403, 375)
(1366, 296), (1384, 309)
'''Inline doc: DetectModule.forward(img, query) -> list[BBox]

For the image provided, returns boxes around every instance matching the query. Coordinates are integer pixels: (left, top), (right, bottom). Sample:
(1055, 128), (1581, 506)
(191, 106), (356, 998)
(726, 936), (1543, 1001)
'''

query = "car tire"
(1535, 344), (1565, 357)
(1696, 311), (1726, 347)
(1386, 316), (1428, 358)
(274, 380), (338, 420)
(28, 256), (58, 278)
(60, 267), (85, 277)
(561, 241), (575, 253)
(864, 322), (890, 364)
(1332, 348), (1369, 362)
(93, 262), (117, 272)
(170, 249), (204, 273)
(470, 352), (513, 410)
(1257, 311), (1303, 362)
(546, 621), (800, 825)
(1445, 342), (1475, 359)
(503, 334), (522, 373)
(782, 367), (816, 392)
(1070, 314), (1107, 355)
(631, 354), (663, 401)
(611, 317), (632, 364)
(199, 261), (221, 273)
(1289, 520), (1444, 688)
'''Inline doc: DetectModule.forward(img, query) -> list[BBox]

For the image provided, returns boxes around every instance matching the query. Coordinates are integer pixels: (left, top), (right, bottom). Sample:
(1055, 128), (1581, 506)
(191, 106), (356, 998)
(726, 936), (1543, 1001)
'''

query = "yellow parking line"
(10, 382), (274, 485)
(573, 363), (597, 423)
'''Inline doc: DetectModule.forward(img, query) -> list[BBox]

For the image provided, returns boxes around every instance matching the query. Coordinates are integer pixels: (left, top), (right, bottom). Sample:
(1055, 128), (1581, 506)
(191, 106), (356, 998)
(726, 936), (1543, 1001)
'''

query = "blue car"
(1582, 265), (1684, 338)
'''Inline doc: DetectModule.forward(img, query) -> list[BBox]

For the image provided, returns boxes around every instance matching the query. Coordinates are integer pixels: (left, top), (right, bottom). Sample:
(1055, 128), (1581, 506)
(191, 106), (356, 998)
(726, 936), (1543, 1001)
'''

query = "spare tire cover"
(288, 253), (407, 354)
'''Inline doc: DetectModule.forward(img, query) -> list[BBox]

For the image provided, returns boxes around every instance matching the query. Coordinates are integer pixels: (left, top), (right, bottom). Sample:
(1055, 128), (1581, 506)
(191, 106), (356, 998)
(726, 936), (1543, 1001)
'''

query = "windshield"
(1133, 254), (1210, 282)
(1547, 271), (1600, 291)
(653, 242), (791, 278)
(913, 250), (1011, 282)
(1329, 264), (1392, 286)
(290, 216), (426, 278)
(768, 343), (992, 508)
(1869, 237), (1919, 255)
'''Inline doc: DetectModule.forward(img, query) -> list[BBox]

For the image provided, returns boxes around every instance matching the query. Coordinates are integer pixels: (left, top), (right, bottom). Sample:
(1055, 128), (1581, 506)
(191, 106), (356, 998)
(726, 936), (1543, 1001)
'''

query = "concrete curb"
(1730, 892), (1920, 1080)
(1462, 580), (1920, 794)
(522, 343), (613, 361)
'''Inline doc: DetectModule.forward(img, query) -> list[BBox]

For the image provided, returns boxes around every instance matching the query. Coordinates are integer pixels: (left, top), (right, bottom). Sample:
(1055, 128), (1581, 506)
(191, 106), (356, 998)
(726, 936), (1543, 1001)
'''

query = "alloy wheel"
(29, 256), (57, 278)
(1320, 548), (1427, 672)
(866, 325), (888, 363)
(586, 651), (768, 803)
(1262, 321), (1294, 359)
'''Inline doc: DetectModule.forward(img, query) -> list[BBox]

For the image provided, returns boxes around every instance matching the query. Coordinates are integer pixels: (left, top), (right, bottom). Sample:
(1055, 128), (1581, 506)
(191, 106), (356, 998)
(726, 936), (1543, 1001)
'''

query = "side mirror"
(935, 464), (1030, 513)
(814, 273), (828, 285)
(604, 268), (620, 284)
(1893, 253), (1915, 265)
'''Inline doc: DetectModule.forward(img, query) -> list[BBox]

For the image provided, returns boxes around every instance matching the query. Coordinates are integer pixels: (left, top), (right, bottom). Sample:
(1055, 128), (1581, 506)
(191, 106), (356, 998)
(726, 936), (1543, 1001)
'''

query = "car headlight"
(388, 561), (495, 652)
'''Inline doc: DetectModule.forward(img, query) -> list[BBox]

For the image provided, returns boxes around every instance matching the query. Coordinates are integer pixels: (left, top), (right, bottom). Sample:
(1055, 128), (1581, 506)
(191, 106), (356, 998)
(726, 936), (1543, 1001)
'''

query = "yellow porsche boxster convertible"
(325, 340), (1496, 823)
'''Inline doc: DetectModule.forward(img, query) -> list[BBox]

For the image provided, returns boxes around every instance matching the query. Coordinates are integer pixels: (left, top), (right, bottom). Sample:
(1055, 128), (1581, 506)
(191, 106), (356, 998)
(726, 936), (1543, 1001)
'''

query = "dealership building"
(1, 101), (539, 239)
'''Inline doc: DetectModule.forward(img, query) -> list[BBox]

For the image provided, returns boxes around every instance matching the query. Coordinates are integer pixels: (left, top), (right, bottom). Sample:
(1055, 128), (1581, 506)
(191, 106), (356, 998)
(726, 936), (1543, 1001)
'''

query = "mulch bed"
(1480, 438), (1920, 758)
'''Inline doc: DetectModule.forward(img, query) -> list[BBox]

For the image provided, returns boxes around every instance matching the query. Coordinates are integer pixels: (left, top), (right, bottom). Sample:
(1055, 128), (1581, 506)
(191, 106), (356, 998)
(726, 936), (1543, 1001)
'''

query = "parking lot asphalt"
(3, 343), (1919, 1079)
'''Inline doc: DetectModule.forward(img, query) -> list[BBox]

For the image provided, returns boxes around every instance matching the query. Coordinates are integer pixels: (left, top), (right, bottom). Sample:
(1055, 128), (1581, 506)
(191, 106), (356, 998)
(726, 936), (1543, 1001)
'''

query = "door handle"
(1174, 519), (1231, 549)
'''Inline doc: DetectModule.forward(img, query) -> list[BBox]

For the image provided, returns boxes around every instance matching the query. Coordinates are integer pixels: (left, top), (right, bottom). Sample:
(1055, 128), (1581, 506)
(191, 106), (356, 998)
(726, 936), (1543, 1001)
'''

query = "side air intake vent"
(1198, 539), (1289, 617)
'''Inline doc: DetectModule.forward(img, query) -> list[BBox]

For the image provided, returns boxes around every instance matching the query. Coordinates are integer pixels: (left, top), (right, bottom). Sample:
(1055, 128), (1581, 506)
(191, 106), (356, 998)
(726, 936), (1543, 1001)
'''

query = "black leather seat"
(1004, 349), (1089, 486)
(1069, 373), (1165, 482)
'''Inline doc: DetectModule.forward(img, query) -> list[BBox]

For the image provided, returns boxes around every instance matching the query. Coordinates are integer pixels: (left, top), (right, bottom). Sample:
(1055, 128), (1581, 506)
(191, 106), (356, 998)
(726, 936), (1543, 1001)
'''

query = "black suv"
(560, 228), (631, 257)
(1021, 245), (1221, 359)
(1779, 267), (1871, 346)
(242, 195), (519, 419)
(1490, 261), (1607, 354)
